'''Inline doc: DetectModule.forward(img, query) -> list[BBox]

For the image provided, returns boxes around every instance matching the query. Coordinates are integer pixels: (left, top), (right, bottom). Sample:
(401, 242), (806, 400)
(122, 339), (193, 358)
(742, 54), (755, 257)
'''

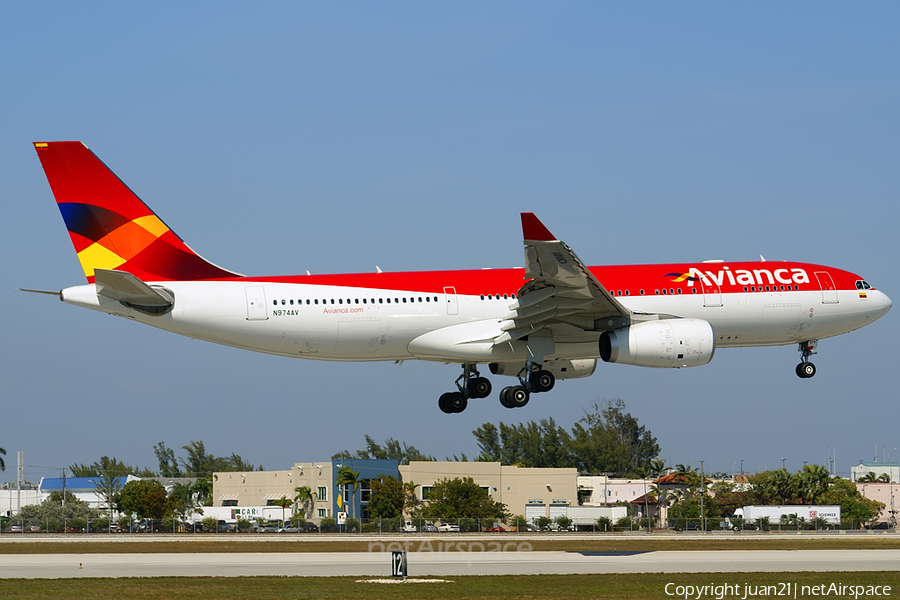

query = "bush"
(236, 518), (253, 532)
(509, 515), (529, 531)
(554, 516), (573, 531)
(200, 516), (219, 532)
(319, 517), (336, 532)
(344, 517), (360, 532)
(360, 523), (379, 533)
(535, 516), (552, 531)
(289, 514), (307, 527)
(596, 516), (612, 532)
(70, 518), (87, 532)
(615, 515), (633, 531)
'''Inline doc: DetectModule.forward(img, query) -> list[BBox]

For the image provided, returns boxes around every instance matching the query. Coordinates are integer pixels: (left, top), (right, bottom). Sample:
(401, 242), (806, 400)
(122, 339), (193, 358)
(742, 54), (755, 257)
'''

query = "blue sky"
(2, 3), (898, 484)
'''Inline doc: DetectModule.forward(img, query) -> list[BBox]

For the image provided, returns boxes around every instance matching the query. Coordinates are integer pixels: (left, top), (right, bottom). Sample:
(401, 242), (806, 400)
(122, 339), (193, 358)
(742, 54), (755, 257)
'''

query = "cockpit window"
(857, 280), (872, 290)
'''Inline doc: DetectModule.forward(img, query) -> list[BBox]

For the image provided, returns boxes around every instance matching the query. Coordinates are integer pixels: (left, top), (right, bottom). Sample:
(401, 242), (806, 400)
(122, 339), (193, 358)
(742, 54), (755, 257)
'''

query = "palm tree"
(0, 446), (6, 472)
(272, 496), (292, 525)
(293, 485), (315, 520)
(336, 466), (361, 521)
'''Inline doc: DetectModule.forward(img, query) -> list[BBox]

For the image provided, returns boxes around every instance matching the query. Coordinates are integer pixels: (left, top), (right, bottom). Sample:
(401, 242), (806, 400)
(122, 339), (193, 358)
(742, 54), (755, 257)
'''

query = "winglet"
(521, 213), (557, 242)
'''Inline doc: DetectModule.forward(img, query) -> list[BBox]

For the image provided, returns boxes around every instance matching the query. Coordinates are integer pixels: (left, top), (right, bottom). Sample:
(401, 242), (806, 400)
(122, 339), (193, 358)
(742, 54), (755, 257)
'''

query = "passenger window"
(273, 300), (277, 306)
(640, 290), (645, 295)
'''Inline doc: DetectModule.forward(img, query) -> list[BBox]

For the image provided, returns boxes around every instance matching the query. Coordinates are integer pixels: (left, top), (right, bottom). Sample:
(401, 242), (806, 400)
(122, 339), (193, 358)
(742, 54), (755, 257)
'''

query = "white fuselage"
(60, 279), (891, 365)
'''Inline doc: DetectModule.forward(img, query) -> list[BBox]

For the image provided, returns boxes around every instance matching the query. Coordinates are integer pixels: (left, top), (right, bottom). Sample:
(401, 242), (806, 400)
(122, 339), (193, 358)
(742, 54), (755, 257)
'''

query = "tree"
(90, 471), (124, 530)
(419, 477), (508, 522)
(272, 496), (292, 524)
(0, 446), (5, 472)
(169, 482), (203, 524)
(154, 442), (182, 477)
(16, 492), (101, 530)
(336, 466), (361, 521)
(70, 456), (147, 478)
(333, 435), (435, 464)
(117, 479), (172, 521)
(368, 475), (418, 519)
(472, 400), (659, 475)
(293, 485), (314, 520)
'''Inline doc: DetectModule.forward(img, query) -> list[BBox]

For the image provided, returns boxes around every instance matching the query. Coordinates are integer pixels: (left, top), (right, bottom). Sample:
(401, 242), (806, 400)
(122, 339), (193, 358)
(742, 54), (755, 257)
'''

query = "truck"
(730, 505), (840, 529)
(566, 506), (628, 529)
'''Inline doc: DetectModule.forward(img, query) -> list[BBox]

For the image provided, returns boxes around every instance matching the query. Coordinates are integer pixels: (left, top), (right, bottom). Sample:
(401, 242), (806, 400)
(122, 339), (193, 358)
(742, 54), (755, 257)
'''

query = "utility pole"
(700, 460), (705, 533)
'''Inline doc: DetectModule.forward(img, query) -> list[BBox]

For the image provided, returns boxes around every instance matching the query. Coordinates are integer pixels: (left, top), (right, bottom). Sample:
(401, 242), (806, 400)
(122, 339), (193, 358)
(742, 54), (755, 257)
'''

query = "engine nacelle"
(599, 318), (715, 368)
(489, 358), (597, 380)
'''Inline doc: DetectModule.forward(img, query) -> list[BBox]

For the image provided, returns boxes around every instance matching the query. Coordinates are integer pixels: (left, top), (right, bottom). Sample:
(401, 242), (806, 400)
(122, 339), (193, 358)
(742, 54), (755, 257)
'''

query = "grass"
(1, 536), (899, 554)
(4, 573), (899, 600)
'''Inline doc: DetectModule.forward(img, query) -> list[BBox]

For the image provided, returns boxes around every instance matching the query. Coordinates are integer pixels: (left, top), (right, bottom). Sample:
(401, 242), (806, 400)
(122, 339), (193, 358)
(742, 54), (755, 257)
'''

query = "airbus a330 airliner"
(29, 142), (892, 413)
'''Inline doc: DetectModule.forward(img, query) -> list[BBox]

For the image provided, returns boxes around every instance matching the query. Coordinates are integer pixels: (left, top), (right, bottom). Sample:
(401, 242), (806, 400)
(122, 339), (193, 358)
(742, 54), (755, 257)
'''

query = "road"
(1, 549), (898, 578)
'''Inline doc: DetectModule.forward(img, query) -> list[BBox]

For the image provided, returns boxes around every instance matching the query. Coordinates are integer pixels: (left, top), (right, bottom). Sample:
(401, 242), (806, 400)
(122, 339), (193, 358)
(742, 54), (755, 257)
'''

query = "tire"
(447, 392), (467, 413)
(507, 385), (530, 408)
(499, 387), (514, 408)
(797, 362), (816, 378)
(468, 377), (492, 399)
(438, 393), (455, 414)
(530, 370), (555, 393)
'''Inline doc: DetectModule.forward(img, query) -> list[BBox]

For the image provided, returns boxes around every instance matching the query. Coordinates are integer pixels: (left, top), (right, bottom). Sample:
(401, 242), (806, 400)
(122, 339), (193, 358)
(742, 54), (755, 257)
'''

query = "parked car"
(421, 524), (438, 532)
(402, 521), (418, 532)
(301, 522), (319, 532)
(484, 525), (505, 532)
(438, 523), (460, 532)
(28, 525), (40, 533)
(278, 526), (300, 533)
(8, 524), (23, 533)
(257, 523), (280, 532)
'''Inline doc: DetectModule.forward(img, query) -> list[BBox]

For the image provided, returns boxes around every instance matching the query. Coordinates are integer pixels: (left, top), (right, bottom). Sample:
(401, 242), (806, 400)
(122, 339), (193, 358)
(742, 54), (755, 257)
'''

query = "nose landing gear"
(796, 340), (818, 379)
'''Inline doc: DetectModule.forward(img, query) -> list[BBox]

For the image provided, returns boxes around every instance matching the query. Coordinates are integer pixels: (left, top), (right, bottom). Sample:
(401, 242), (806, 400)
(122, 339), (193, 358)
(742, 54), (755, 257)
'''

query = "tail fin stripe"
(35, 141), (240, 283)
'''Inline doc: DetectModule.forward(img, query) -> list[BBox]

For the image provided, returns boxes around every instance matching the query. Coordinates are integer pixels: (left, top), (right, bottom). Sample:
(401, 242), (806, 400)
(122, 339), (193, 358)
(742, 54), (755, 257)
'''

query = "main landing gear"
(499, 367), (555, 409)
(438, 363), (556, 413)
(438, 364), (492, 414)
(796, 340), (818, 379)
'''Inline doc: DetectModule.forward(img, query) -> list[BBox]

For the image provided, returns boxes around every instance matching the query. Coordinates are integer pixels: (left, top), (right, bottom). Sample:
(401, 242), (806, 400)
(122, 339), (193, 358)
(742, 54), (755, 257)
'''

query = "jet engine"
(599, 318), (715, 368)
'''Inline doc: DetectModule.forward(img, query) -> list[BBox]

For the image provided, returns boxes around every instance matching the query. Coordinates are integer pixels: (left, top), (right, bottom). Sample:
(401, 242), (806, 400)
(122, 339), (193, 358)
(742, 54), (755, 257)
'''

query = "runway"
(2, 549), (898, 578)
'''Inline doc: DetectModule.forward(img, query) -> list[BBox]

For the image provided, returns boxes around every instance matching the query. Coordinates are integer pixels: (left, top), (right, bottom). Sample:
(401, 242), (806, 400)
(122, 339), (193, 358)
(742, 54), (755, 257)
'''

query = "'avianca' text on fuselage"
(29, 141), (892, 414)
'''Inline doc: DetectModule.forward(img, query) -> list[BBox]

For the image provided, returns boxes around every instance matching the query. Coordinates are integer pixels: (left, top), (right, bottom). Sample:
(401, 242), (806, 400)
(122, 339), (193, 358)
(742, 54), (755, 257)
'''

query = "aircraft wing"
(494, 213), (630, 344)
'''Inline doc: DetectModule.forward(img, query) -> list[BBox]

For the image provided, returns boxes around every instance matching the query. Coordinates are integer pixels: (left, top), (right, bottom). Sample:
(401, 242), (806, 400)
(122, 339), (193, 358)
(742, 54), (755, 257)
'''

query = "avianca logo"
(669, 267), (811, 287)
(666, 272), (701, 283)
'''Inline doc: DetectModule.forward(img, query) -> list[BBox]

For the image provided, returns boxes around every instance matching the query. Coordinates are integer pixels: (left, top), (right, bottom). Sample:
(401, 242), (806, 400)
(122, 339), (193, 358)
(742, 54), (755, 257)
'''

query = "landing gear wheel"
(796, 362), (816, 379)
(467, 377), (492, 399)
(438, 393), (455, 414)
(529, 370), (555, 393)
(504, 385), (530, 408)
(499, 387), (513, 408)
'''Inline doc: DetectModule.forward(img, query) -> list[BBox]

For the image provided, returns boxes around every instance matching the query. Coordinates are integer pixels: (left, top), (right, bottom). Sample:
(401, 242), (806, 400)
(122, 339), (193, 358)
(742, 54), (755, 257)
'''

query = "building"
(850, 462), (899, 483)
(856, 482), (900, 524)
(212, 459), (400, 523)
(400, 461), (577, 522)
(577, 476), (652, 506)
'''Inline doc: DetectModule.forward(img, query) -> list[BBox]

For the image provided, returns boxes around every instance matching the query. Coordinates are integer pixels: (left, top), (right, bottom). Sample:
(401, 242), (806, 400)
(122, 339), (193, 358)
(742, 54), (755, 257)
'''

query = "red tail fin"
(34, 142), (239, 283)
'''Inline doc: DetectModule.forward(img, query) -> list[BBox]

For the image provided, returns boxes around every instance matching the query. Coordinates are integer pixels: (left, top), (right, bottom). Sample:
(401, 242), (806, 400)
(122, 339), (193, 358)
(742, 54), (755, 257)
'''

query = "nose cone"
(870, 289), (892, 321)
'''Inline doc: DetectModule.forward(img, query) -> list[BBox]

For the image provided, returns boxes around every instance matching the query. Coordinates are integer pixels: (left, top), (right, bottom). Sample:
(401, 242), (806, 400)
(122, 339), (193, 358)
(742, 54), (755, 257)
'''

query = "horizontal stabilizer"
(94, 269), (174, 315)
